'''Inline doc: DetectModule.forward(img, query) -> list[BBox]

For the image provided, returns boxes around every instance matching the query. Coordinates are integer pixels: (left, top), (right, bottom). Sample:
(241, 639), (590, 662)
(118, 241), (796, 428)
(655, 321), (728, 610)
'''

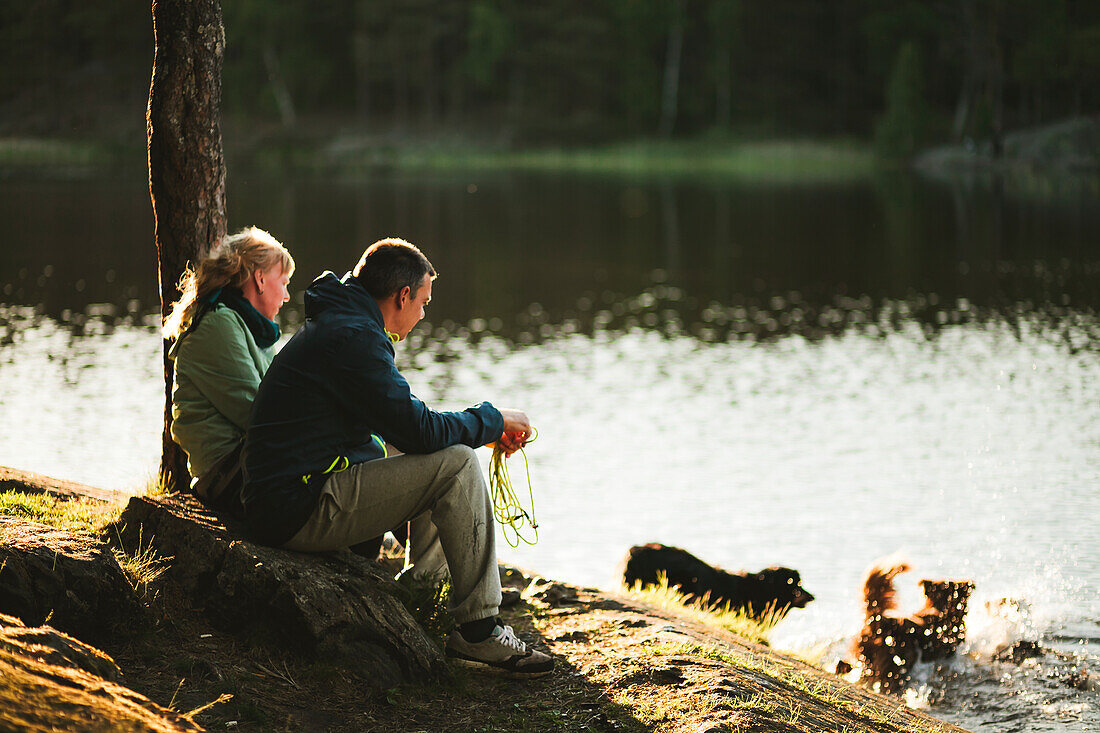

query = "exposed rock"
(0, 613), (202, 732)
(523, 577), (581, 608)
(0, 612), (120, 681)
(0, 464), (125, 502)
(499, 562), (535, 589)
(0, 516), (141, 640)
(992, 639), (1043, 664)
(110, 494), (447, 688)
(915, 116), (1100, 175)
(651, 665), (686, 684)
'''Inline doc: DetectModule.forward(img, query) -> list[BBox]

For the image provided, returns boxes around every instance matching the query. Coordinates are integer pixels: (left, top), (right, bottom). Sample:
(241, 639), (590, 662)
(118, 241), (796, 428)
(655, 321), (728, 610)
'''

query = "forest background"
(4, 0), (1099, 161)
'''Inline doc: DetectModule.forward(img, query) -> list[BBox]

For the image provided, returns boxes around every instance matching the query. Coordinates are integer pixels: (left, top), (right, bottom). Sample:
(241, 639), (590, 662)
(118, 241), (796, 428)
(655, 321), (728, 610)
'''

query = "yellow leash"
(489, 428), (539, 547)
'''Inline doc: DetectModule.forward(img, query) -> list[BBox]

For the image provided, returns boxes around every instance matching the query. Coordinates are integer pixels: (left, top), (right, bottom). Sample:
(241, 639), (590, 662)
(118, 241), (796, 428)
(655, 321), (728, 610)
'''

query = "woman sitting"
(162, 227), (294, 509)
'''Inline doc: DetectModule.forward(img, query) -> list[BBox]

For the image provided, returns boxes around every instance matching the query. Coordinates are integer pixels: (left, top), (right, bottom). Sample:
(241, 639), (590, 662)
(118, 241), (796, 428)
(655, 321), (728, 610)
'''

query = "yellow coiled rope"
(489, 428), (539, 547)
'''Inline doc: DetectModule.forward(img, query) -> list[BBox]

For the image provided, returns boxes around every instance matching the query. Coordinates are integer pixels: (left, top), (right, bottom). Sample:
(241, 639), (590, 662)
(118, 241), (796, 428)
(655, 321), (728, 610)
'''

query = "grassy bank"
(0, 490), (122, 533)
(1, 132), (880, 184)
(299, 136), (881, 184)
(0, 137), (142, 173)
(8, 117), (1095, 185)
(0, 488), (970, 732)
(378, 138), (879, 183)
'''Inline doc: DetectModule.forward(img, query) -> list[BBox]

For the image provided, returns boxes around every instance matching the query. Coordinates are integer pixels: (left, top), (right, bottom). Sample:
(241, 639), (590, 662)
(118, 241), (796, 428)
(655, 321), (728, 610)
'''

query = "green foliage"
(611, 0), (671, 133)
(860, 2), (939, 91)
(1012, 0), (1069, 87)
(222, 1), (355, 118)
(706, 0), (742, 128)
(3, 0), (1098, 143)
(1069, 24), (1100, 82)
(0, 0), (147, 135)
(706, 0), (742, 50)
(0, 491), (123, 534)
(875, 42), (928, 159)
(463, 0), (512, 89)
(396, 570), (454, 648)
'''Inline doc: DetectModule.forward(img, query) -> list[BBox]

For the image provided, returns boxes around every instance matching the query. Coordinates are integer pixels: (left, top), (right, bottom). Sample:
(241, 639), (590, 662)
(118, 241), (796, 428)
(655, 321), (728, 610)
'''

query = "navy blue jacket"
(241, 272), (504, 546)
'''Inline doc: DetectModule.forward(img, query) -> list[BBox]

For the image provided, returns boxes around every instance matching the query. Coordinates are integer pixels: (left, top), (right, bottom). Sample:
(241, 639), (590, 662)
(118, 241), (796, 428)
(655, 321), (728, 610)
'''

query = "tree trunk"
(263, 45), (297, 128)
(952, 71), (974, 142)
(986, 0), (1005, 158)
(353, 32), (371, 121)
(952, 0), (979, 142)
(659, 0), (685, 139)
(715, 45), (731, 130)
(147, 0), (228, 492)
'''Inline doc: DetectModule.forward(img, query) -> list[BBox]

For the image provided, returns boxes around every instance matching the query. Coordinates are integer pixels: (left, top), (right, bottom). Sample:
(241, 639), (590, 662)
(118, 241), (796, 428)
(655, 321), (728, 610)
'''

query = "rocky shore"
(914, 116), (1100, 176)
(0, 467), (969, 732)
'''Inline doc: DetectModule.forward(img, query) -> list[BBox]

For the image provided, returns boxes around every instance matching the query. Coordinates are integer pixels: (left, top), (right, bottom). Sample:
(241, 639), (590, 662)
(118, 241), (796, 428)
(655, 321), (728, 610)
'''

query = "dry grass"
(180, 693), (233, 722)
(141, 472), (172, 497)
(110, 525), (171, 599)
(624, 573), (783, 645)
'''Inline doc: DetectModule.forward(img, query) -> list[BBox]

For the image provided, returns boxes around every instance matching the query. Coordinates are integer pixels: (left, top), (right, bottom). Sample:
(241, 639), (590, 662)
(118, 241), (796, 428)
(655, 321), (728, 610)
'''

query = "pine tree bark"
(147, 0), (227, 491)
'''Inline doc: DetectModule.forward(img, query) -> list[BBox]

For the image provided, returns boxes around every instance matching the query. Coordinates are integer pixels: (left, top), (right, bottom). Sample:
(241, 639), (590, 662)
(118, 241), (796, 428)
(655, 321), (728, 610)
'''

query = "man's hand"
(495, 408), (533, 456)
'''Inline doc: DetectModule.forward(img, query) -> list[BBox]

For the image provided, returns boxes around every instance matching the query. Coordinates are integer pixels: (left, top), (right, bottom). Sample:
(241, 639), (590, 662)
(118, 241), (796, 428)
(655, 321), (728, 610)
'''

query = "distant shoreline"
(0, 133), (878, 184)
(915, 116), (1100, 177)
(3, 117), (1096, 188)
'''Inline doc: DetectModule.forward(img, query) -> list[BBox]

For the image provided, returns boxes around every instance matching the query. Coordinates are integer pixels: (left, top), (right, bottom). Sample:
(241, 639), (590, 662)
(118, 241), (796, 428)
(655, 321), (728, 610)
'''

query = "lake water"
(1, 168), (1097, 731)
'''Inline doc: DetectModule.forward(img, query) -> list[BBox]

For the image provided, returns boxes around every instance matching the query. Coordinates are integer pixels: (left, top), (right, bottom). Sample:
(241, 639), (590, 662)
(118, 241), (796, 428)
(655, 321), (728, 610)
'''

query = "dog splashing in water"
(847, 558), (975, 693)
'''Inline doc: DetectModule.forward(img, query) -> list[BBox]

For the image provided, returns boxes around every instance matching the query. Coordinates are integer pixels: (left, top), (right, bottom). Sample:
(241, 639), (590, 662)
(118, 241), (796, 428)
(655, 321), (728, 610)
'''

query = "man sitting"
(242, 238), (553, 677)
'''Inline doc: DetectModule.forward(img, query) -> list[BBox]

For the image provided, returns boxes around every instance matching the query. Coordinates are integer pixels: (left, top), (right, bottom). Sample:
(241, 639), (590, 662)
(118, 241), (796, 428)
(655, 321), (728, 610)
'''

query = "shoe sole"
(446, 654), (554, 678)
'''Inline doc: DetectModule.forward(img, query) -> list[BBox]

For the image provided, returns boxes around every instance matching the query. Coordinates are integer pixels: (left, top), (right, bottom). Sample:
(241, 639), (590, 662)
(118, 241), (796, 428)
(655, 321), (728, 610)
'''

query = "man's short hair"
(353, 238), (437, 299)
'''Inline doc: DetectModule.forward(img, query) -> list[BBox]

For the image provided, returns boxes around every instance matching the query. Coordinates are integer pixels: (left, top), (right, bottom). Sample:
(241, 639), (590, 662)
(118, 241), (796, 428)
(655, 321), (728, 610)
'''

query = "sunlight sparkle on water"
(1, 300), (1097, 730)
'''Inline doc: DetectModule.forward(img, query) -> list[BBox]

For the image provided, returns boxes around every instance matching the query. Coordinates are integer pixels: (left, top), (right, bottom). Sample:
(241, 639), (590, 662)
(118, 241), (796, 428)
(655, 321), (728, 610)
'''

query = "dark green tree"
(1068, 23), (1100, 114)
(658, 0), (687, 138)
(1010, 0), (1068, 123)
(463, 0), (512, 90)
(611, 0), (668, 134)
(707, 0), (742, 131)
(874, 41), (928, 159)
(5, 0), (1100, 148)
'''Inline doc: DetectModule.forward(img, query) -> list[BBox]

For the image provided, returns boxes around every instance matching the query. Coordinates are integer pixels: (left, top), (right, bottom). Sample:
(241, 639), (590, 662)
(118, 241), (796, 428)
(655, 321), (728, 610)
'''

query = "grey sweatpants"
(282, 444), (502, 624)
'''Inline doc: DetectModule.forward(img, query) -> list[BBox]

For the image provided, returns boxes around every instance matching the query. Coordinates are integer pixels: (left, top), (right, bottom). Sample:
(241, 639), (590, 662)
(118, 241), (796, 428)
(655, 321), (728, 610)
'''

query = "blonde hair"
(162, 227), (295, 340)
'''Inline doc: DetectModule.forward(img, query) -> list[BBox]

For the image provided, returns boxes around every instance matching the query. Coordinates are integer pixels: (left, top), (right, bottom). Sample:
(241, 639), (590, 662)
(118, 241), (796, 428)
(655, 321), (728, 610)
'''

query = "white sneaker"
(445, 623), (554, 677)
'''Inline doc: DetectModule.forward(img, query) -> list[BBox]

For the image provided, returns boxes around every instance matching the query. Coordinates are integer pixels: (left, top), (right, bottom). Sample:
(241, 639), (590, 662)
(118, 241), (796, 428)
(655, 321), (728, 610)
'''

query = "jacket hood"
(167, 302), (224, 359)
(304, 271), (382, 324)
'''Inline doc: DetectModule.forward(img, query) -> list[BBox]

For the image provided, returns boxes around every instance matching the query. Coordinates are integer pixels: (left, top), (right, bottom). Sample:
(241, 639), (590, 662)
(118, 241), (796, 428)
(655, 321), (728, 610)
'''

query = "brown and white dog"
(621, 543), (814, 621)
(851, 559), (975, 693)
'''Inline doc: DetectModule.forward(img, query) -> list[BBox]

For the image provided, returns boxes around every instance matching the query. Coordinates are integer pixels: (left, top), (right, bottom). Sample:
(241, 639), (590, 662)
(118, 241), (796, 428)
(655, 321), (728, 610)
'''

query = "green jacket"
(169, 304), (275, 482)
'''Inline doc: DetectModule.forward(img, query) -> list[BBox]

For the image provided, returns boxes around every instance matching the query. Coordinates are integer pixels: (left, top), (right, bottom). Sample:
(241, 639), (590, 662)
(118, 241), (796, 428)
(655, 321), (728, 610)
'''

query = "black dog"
(621, 543), (814, 620)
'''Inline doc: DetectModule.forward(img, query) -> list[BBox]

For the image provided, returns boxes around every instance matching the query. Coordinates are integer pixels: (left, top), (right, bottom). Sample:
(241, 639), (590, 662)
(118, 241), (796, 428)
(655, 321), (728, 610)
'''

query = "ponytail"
(162, 227), (294, 340)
